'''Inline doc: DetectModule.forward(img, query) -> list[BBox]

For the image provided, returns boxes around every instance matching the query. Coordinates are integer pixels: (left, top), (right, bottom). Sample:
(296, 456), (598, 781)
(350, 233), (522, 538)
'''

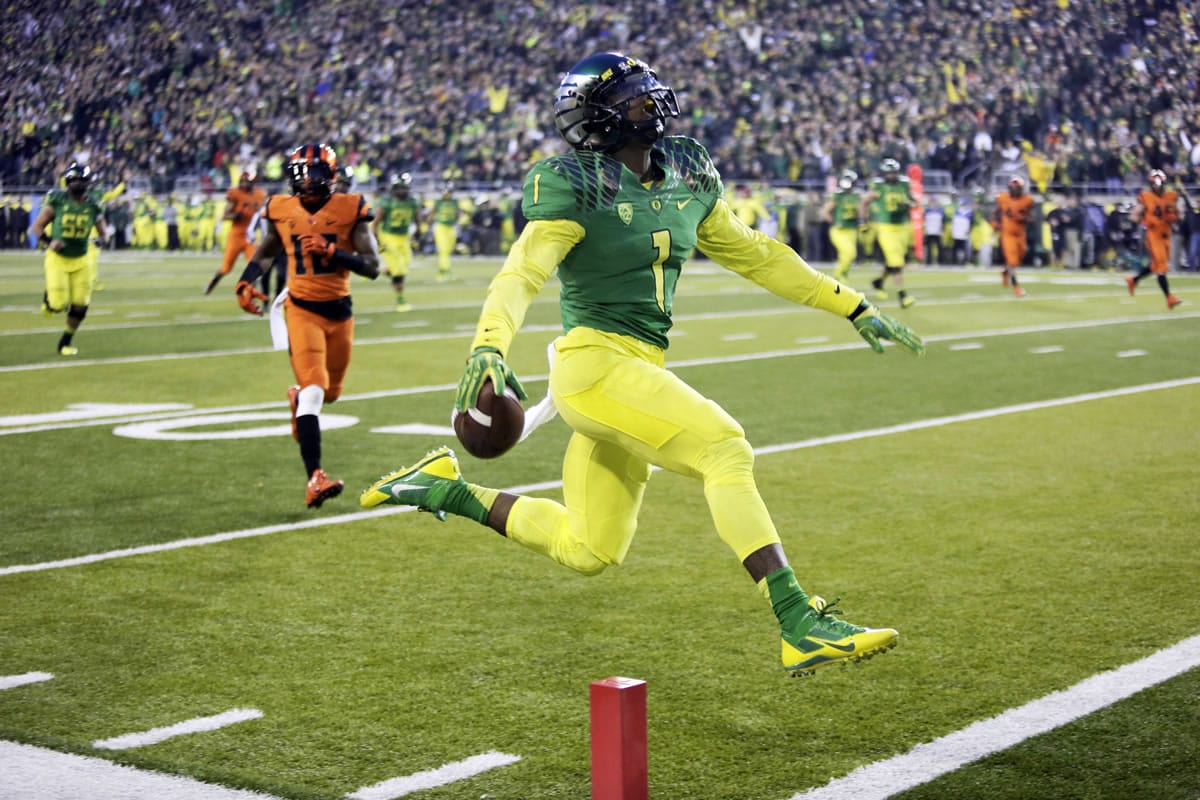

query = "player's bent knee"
(696, 435), (755, 481)
(553, 536), (609, 576)
(563, 549), (608, 577)
(885, 266), (904, 275)
(67, 304), (88, 320)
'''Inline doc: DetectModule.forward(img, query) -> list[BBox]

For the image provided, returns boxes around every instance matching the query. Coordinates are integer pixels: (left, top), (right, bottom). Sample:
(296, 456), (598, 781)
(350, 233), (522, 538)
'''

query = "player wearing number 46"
(362, 52), (924, 677)
(234, 143), (380, 509)
(31, 162), (112, 356)
(1126, 170), (1183, 310)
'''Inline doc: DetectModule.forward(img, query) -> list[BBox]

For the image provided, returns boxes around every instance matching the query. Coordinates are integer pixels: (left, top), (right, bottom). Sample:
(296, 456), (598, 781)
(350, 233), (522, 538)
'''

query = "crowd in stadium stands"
(2, 0), (1199, 195)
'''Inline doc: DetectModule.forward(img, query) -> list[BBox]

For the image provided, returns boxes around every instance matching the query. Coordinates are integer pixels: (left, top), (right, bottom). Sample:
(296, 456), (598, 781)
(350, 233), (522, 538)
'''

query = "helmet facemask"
(287, 144), (337, 210)
(556, 54), (679, 153)
(391, 173), (412, 199)
(63, 163), (91, 198)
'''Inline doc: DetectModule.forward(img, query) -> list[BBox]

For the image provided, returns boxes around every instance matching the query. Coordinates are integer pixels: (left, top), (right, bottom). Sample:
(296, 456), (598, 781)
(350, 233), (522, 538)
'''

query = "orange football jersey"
(1137, 189), (1178, 236)
(995, 192), (1034, 237)
(266, 193), (373, 302)
(226, 186), (266, 231)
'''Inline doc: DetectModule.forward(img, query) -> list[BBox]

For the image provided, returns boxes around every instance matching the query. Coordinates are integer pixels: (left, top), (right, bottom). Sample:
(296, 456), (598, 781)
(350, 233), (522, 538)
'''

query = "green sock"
(435, 481), (494, 525)
(760, 566), (810, 631)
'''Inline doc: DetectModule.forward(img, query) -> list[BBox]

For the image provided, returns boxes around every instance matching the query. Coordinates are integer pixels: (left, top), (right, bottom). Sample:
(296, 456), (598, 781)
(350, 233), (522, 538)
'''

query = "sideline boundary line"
(3, 376), (1196, 578)
(790, 634), (1200, 800)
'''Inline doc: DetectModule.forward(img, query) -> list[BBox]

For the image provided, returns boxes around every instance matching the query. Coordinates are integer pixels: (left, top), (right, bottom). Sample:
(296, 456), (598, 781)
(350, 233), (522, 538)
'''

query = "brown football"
(453, 379), (525, 459)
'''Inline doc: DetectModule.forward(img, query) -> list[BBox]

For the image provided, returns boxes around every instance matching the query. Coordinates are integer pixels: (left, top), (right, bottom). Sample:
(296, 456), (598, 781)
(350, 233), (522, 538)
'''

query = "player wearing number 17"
(234, 143), (380, 508)
(361, 52), (924, 677)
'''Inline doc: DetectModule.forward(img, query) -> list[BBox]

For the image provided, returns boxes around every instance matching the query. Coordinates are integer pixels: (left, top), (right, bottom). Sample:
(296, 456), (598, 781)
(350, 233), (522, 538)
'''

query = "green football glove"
(455, 346), (528, 412)
(850, 301), (925, 355)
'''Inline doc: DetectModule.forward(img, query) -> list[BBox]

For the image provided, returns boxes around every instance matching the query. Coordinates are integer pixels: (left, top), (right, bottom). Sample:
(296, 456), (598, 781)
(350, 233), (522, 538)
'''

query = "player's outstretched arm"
(849, 300), (924, 355)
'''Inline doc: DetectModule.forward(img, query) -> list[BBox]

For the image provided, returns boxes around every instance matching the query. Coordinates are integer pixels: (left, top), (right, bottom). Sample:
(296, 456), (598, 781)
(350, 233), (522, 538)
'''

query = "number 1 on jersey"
(651, 229), (671, 313)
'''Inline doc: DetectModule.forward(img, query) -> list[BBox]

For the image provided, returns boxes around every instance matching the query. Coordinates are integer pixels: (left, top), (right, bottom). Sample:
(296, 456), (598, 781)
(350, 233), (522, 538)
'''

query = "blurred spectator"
(2, 0), (1199, 197)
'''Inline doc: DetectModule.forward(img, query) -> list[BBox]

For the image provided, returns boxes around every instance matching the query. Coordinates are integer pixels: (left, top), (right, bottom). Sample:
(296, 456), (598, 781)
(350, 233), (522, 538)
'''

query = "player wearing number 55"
(31, 162), (112, 356)
(234, 143), (380, 509)
(362, 52), (923, 677)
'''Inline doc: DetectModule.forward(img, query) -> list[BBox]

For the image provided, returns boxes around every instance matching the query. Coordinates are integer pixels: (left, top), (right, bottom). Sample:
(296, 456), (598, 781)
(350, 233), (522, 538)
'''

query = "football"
(453, 379), (525, 459)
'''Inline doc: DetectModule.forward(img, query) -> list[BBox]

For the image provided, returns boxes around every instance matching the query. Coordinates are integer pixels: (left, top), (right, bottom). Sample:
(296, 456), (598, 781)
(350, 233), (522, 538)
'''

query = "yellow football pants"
(830, 226), (859, 273)
(378, 231), (413, 277)
(44, 249), (97, 309)
(877, 223), (910, 268)
(506, 326), (781, 575)
(433, 224), (455, 272)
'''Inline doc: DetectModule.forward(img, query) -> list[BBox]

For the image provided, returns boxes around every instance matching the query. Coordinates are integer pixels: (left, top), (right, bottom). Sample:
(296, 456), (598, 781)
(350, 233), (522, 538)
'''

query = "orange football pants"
(285, 300), (354, 402)
(1146, 231), (1171, 274)
(220, 227), (255, 275)
(1001, 233), (1027, 267)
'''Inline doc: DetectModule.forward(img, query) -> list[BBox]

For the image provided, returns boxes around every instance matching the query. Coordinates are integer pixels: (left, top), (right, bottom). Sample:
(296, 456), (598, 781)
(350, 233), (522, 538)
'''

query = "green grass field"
(1, 249), (1198, 800)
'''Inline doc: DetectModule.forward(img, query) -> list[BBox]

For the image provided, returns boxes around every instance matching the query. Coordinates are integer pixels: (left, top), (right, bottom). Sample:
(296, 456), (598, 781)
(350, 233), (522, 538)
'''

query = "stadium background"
(3, 0), (1200, 269)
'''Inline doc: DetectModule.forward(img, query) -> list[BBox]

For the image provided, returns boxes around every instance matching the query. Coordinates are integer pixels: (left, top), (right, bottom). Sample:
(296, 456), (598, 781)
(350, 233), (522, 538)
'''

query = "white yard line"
(2, 313), (1197, 437)
(92, 708), (263, 750)
(0, 671), (53, 690)
(2, 302), (1194, 373)
(790, 634), (1200, 800)
(347, 752), (523, 800)
(0, 740), (284, 800)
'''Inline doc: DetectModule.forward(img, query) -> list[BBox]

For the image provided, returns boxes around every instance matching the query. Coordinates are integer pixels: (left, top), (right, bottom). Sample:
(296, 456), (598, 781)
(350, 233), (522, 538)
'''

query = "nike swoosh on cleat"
(389, 483), (428, 497)
(820, 641), (856, 653)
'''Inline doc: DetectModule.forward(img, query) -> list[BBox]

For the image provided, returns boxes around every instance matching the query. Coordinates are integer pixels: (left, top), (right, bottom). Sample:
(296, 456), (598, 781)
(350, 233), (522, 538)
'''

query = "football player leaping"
(362, 53), (923, 677)
(234, 143), (380, 509)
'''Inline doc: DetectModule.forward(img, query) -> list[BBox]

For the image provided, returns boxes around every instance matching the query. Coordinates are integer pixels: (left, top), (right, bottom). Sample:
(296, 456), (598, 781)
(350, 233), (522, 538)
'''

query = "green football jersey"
(45, 189), (104, 258)
(831, 190), (861, 229)
(870, 178), (912, 225)
(432, 197), (459, 226)
(378, 195), (420, 235)
(521, 136), (724, 349)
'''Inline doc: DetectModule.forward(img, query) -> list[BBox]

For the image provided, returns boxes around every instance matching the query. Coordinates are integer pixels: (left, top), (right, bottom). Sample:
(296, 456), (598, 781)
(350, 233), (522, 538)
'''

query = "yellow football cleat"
(781, 596), (898, 677)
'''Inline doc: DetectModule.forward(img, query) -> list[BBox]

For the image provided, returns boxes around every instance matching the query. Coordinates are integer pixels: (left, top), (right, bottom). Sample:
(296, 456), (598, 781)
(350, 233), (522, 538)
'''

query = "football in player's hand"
(453, 379), (525, 459)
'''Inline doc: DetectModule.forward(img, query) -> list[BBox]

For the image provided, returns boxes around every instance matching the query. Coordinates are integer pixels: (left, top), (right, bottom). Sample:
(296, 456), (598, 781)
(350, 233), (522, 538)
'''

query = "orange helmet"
(286, 143), (337, 201)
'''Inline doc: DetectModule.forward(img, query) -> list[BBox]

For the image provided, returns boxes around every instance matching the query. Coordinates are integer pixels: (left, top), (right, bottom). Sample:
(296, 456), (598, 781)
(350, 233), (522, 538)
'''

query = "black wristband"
(237, 261), (264, 287)
(330, 248), (370, 275)
(848, 299), (871, 322)
(39, 232), (51, 246)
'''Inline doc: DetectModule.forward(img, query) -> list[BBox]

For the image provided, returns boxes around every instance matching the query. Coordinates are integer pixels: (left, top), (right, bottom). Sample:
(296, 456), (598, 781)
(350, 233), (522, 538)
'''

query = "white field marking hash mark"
(347, 751), (522, 800)
(0, 671), (53, 690)
(790, 634), (1200, 800)
(1117, 349), (1148, 358)
(92, 708), (263, 750)
(3, 377), (1197, 579)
